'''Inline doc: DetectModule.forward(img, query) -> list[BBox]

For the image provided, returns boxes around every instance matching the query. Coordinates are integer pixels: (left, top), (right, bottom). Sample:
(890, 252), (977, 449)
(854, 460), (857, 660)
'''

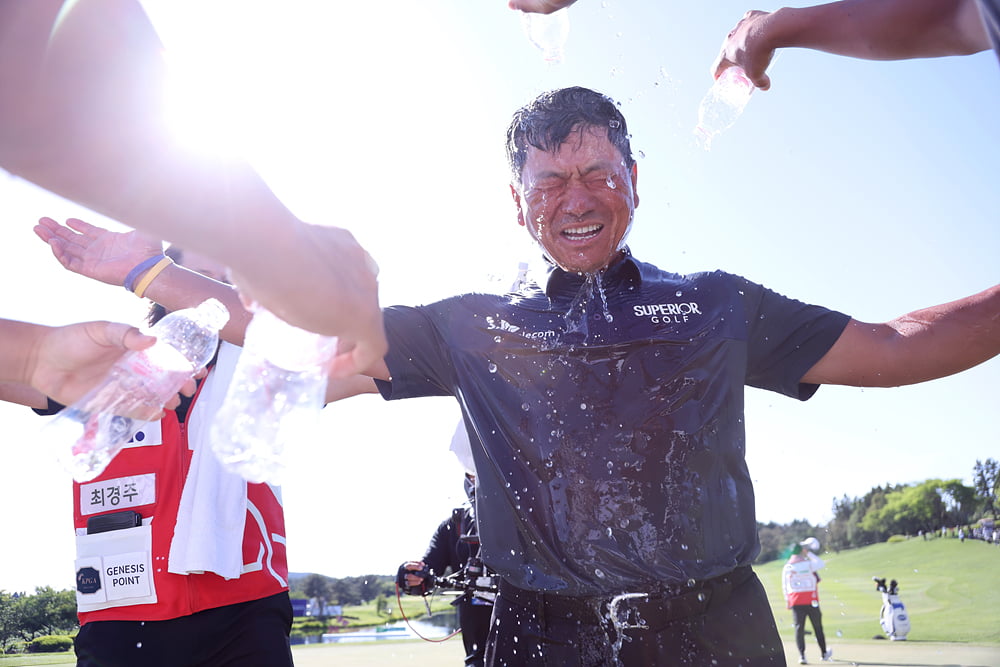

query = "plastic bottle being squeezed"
(210, 306), (337, 484)
(46, 299), (229, 482)
(521, 8), (570, 64)
(694, 66), (755, 150)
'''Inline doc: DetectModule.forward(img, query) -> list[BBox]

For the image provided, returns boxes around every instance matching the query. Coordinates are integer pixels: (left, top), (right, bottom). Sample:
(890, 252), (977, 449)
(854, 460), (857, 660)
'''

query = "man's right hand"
(229, 222), (388, 379)
(711, 10), (776, 90)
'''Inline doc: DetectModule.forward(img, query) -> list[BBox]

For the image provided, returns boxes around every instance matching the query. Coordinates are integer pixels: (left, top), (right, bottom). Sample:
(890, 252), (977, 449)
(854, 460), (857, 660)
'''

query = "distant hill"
(755, 537), (1000, 644)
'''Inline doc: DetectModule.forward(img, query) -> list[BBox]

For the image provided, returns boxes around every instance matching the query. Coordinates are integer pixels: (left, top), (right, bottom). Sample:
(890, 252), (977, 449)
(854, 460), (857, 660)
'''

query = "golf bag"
(873, 578), (910, 640)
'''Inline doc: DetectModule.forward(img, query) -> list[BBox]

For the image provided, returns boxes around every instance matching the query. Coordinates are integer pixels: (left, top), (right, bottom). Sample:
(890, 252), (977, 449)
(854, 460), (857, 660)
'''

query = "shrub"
(887, 534), (908, 543)
(27, 635), (74, 653)
(293, 620), (326, 633)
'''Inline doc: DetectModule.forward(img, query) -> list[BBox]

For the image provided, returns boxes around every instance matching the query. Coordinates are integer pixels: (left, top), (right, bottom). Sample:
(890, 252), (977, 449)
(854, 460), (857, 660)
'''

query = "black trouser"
(485, 568), (785, 666)
(75, 592), (293, 667)
(459, 600), (495, 666)
(791, 604), (827, 656)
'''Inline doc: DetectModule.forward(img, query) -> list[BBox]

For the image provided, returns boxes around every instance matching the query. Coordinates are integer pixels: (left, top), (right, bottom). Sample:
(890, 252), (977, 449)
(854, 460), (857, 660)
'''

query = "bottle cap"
(194, 298), (230, 331)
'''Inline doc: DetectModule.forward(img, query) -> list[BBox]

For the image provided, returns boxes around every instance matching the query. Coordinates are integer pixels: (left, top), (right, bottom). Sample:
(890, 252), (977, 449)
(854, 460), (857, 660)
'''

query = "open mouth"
(561, 223), (603, 241)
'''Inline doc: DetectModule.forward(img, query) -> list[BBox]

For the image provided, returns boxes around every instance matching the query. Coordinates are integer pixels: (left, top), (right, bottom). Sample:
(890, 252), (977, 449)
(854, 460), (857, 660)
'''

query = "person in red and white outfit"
(782, 537), (832, 664)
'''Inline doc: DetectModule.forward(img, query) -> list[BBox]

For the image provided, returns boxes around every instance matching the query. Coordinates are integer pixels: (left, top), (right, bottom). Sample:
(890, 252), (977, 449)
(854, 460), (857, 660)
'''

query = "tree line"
(0, 588), (76, 653)
(756, 458), (998, 560)
(290, 572), (395, 610)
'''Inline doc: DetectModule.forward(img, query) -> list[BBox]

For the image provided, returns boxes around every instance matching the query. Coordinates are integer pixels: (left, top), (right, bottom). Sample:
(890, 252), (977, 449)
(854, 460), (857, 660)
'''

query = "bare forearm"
(0, 320), (42, 387)
(142, 266), (252, 345)
(805, 284), (1000, 387)
(0, 1), (298, 269)
(0, 381), (48, 409)
(879, 283), (1000, 384)
(769, 0), (989, 61)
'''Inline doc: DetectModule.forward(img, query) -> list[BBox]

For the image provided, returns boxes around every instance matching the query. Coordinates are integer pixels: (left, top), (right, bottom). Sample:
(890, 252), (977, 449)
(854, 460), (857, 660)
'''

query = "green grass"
(756, 536), (1000, 644)
(0, 656), (74, 666)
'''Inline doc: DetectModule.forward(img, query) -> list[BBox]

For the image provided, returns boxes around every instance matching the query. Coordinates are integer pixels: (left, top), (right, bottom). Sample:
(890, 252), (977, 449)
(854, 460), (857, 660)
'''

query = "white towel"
(168, 342), (247, 580)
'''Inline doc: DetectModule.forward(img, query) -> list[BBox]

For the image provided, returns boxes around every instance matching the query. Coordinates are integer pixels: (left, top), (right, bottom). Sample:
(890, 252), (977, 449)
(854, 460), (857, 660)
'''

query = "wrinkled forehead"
(521, 126), (626, 178)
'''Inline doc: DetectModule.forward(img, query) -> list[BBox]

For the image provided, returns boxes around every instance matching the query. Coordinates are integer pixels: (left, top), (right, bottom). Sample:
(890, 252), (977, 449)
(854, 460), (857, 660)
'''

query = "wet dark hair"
(505, 86), (635, 184)
(146, 245), (185, 327)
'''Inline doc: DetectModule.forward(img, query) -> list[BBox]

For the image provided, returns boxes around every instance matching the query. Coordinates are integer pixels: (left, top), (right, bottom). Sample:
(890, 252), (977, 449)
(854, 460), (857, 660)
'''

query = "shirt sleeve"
(375, 305), (457, 401)
(743, 282), (851, 400)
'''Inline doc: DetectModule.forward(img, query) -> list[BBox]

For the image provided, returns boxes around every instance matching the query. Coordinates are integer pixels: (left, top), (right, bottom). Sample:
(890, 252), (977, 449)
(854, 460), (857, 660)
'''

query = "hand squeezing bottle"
(46, 299), (229, 482)
(210, 306), (337, 484)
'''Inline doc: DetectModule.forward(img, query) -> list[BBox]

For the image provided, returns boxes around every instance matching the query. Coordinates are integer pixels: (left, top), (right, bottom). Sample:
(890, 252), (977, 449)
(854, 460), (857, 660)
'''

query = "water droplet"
(686, 578), (696, 587)
(494, 335), (502, 343)
(488, 362), (498, 373)
(136, 643), (143, 649)
(605, 174), (617, 189)
(595, 568), (606, 578)
(675, 290), (683, 298)
(609, 119), (621, 129)
(521, 402), (530, 411)
(681, 543), (689, 551)
(696, 592), (706, 602)
(580, 403), (587, 410)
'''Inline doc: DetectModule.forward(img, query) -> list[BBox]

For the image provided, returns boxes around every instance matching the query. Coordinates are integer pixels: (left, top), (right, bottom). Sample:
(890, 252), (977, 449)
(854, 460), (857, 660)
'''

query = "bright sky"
(1, 1), (998, 593)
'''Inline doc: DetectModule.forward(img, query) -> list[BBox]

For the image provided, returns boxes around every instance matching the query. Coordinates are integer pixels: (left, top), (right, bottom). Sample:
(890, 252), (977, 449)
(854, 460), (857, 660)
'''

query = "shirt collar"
(542, 247), (642, 301)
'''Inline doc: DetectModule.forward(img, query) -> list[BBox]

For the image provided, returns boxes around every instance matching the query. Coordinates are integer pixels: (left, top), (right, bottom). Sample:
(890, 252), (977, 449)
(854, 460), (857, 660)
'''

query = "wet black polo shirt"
(377, 251), (850, 596)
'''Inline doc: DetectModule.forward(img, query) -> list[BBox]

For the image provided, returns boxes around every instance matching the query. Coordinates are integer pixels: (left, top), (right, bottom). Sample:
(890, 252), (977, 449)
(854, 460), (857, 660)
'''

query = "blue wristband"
(124, 254), (166, 293)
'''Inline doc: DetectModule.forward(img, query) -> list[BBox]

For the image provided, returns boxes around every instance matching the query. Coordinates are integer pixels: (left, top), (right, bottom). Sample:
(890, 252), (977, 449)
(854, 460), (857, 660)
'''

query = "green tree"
(825, 495), (854, 552)
(861, 481), (937, 536)
(973, 458), (999, 518)
(0, 591), (19, 653)
(15, 588), (77, 641)
(302, 574), (331, 619)
(937, 479), (977, 527)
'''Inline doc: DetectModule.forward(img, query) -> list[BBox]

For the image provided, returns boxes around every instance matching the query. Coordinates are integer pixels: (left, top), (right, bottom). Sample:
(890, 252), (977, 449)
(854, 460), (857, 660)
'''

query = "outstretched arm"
(802, 284), (1000, 387)
(35, 216), (391, 393)
(35, 217), (252, 345)
(713, 0), (991, 90)
(0, 1), (385, 372)
(1, 318), (195, 412)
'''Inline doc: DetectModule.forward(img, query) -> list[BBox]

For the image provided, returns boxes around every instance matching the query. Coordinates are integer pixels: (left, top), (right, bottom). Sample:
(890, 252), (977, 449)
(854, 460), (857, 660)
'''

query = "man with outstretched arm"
(37, 88), (1000, 666)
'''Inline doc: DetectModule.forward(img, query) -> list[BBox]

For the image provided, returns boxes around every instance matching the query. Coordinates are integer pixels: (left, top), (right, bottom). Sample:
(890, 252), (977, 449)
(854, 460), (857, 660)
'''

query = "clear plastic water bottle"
(210, 306), (337, 484)
(694, 66), (755, 150)
(46, 299), (229, 482)
(521, 8), (570, 64)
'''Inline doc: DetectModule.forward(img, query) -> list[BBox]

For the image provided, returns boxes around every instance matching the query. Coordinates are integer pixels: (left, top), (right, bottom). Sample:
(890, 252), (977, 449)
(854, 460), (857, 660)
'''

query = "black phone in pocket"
(86, 510), (142, 535)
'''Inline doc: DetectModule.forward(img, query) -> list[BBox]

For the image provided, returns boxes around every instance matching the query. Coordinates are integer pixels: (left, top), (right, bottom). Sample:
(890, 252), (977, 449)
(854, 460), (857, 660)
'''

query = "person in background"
(1, 246), (294, 667)
(398, 472), (495, 667)
(712, 0), (996, 91)
(782, 537), (832, 664)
